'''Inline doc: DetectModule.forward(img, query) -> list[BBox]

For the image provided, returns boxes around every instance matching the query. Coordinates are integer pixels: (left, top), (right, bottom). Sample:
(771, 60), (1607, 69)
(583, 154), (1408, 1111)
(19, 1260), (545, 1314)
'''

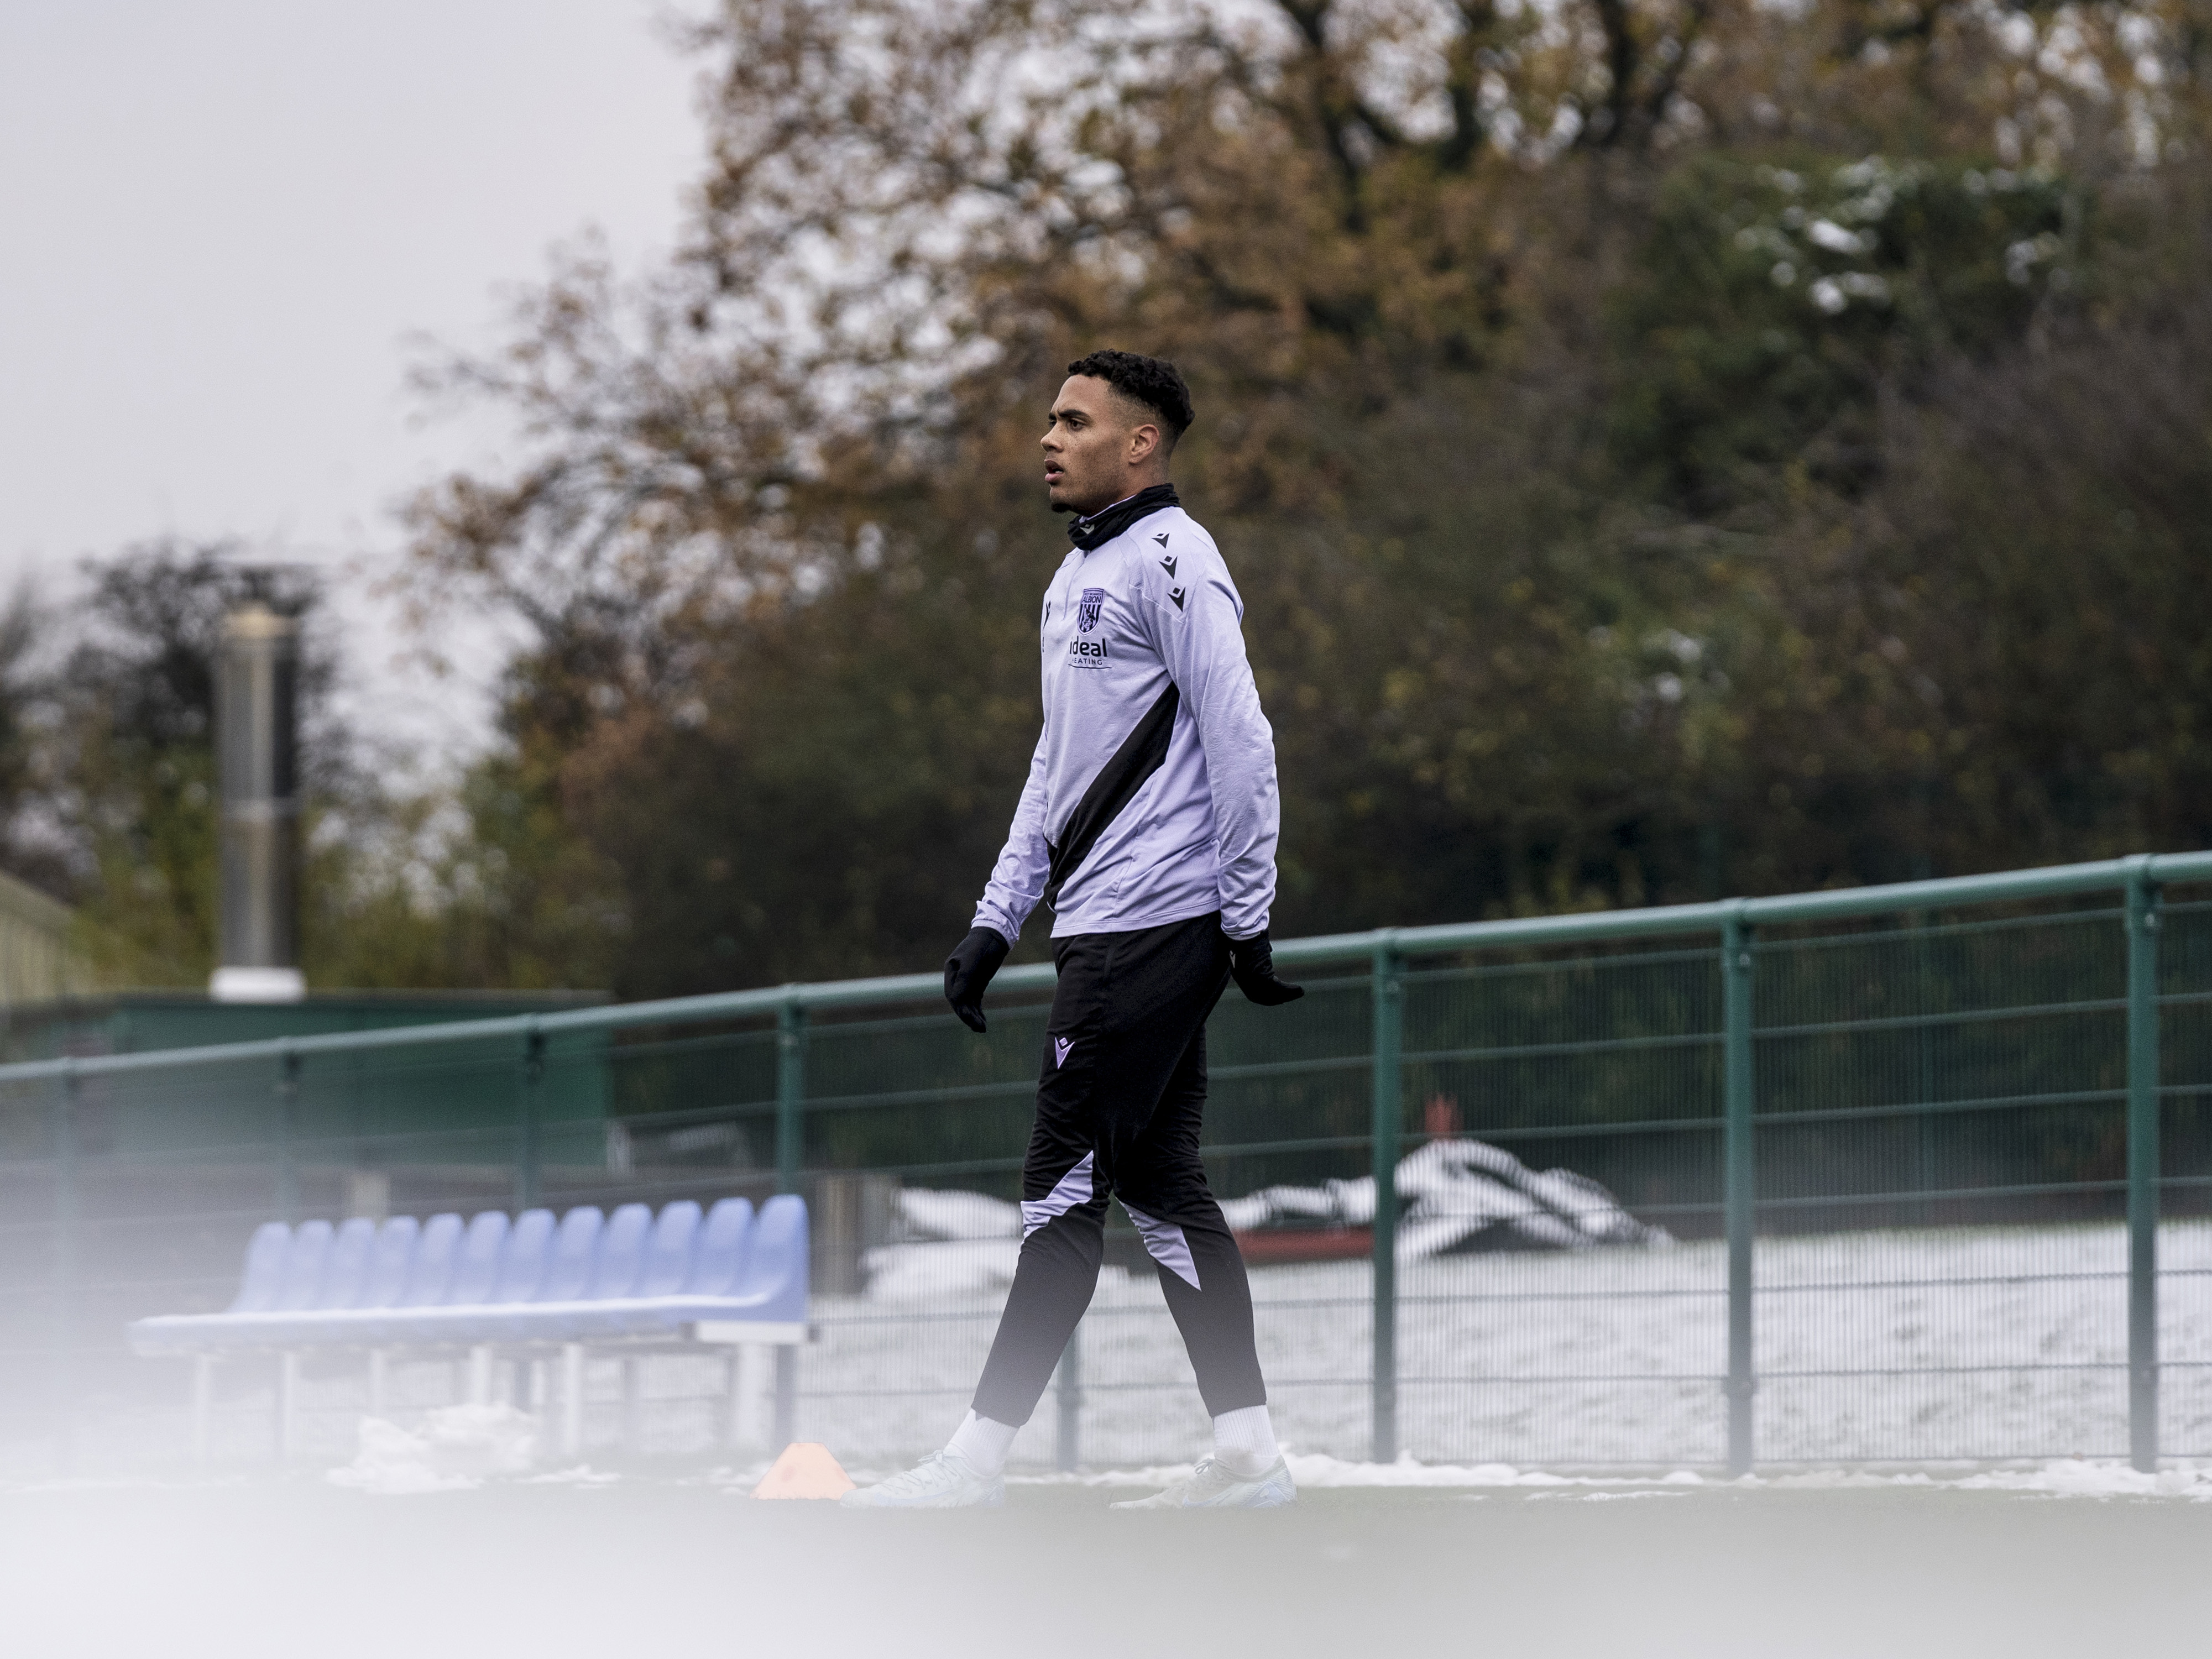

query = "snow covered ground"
(803, 1218), (2212, 1469)
(305, 1402), (2212, 1502)
(72, 1218), (2212, 1478)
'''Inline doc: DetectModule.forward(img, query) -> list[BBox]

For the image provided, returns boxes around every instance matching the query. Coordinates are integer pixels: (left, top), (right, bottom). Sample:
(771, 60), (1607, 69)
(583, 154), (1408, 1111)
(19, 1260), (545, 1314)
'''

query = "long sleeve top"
(972, 495), (1281, 943)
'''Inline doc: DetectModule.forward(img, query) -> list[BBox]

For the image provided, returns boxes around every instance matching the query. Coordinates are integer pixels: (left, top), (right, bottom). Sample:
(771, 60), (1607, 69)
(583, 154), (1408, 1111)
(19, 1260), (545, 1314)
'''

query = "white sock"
(944, 1410), (1019, 1478)
(1212, 1404), (1279, 1478)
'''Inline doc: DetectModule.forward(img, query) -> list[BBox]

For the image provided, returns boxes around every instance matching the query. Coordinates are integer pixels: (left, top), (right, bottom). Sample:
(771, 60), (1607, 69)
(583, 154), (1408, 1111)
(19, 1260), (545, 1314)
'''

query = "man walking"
(844, 350), (1305, 1509)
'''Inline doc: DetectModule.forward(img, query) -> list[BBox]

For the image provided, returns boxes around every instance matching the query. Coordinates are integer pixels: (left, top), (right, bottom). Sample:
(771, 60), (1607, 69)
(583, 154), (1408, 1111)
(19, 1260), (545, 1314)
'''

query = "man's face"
(1041, 375), (1153, 516)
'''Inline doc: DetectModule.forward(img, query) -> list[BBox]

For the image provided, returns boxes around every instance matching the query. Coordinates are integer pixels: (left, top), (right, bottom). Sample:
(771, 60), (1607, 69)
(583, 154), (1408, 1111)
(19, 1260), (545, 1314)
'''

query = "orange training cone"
(751, 1442), (855, 1500)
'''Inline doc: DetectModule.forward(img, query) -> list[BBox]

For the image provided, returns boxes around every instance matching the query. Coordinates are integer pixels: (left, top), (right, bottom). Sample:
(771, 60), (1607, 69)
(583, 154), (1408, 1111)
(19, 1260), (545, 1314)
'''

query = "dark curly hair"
(1066, 349), (1194, 451)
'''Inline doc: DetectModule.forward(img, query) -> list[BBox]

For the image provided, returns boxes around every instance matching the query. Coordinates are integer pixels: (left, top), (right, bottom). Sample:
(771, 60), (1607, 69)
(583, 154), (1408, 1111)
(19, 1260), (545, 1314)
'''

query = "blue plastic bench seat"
(127, 1195), (807, 1356)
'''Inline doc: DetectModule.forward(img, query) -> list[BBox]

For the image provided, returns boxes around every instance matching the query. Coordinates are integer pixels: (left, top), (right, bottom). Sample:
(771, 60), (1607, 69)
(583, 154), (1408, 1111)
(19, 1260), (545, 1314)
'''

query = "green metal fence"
(2, 850), (2209, 1475)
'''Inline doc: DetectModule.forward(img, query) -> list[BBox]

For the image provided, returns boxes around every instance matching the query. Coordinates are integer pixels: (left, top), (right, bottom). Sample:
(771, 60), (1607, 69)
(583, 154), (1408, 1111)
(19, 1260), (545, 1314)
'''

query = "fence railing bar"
(1394, 1286), (1727, 1305)
(1750, 903), (2124, 953)
(820, 1156), (1047, 1187)
(794, 1386), (1005, 1402)
(1416, 1116), (1724, 1143)
(1402, 1029), (1723, 1066)
(1, 849), (2205, 1088)
(0, 1117), (566, 1169)
(1727, 1451), (2135, 1466)
(1208, 1053), (1376, 1082)
(800, 1001), (1061, 1042)
(599, 1098), (781, 1131)
(1388, 1372), (1727, 1386)
(774, 1077), (1045, 1114)
(1399, 942), (1725, 982)
(1754, 1271), (2129, 1293)
(8, 1068), (2145, 1159)
(1756, 1177), (2130, 1210)
(585, 1025), (783, 1059)
(1750, 1085), (2124, 1128)
(1759, 1363), (2126, 1378)
(1037, 1377), (1383, 1393)
(1754, 995), (2126, 1043)
(0, 1161), (1723, 1233)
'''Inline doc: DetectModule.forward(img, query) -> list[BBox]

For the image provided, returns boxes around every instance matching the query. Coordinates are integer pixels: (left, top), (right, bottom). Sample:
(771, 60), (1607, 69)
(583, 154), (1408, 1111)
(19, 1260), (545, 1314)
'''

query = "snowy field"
(806, 1218), (2212, 1468)
(76, 1218), (2212, 1477)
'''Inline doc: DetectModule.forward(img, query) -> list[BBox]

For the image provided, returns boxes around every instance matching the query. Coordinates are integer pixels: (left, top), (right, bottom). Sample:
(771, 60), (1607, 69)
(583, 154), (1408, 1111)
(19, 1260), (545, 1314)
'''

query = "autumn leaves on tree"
(31, 0), (2212, 997)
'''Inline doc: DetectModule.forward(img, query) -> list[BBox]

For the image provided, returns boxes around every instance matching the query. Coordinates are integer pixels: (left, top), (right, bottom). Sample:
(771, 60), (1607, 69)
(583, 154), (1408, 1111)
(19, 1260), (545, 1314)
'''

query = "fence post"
(1370, 934), (1403, 1466)
(53, 1064), (80, 1471)
(776, 995), (807, 1196)
(773, 994), (807, 1451)
(2126, 859), (2162, 1473)
(1722, 904), (1756, 1478)
(275, 1045), (300, 1223)
(517, 1023), (546, 1212)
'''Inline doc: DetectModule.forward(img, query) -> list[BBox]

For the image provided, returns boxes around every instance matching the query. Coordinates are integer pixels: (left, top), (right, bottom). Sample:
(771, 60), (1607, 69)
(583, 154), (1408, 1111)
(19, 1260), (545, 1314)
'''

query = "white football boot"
(1110, 1454), (1298, 1509)
(839, 1449), (1005, 1509)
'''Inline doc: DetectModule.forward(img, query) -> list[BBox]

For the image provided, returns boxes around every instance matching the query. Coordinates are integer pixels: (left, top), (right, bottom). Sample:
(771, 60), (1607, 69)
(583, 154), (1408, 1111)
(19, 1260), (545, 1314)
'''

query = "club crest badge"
(1076, 588), (1105, 632)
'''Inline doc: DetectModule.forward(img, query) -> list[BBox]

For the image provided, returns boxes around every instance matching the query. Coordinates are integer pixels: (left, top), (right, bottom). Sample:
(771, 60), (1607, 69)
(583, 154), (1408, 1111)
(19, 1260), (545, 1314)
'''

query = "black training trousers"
(971, 911), (1267, 1427)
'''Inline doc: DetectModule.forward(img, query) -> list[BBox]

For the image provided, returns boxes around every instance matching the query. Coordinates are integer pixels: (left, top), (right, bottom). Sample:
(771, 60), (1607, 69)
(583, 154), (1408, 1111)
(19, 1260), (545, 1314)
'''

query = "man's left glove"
(1227, 929), (1304, 1006)
(944, 926), (1012, 1033)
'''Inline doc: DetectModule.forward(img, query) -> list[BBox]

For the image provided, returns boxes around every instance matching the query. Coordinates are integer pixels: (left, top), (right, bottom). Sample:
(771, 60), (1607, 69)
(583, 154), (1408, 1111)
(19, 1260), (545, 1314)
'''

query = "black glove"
(1227, 929), (1304, 1006)
(944, 926), (1012, 1033)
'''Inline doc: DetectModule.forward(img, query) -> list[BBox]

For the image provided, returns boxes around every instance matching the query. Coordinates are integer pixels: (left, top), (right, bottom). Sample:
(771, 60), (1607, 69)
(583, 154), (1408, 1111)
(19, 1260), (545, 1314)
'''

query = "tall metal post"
(212, 599), (305, 1003)
(1722, 906), (1757, 1478)
(773, 995), (807, 1452)
(2126, 861), (2162, 1472)
(274, 1045), (300, 1223)
(52, 1065), (80, 1471)
(517, 1025), (546, 1211)
(1369, 937), (1403, 1465)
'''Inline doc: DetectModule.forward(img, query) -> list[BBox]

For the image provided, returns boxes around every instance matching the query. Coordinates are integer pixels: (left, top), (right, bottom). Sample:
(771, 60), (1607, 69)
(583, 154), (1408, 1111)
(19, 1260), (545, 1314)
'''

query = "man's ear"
(1127, 422), (1162, 465)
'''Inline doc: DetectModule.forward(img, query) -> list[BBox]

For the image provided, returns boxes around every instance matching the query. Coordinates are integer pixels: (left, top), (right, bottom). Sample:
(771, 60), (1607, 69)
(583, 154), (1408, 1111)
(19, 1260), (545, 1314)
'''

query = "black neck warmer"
(1066, 483), (1180, 552)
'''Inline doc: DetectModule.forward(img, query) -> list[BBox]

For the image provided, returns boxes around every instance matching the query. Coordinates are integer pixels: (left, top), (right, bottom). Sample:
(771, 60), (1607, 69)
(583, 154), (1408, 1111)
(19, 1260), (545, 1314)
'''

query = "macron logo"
(1053, 1037), (1074, 1068)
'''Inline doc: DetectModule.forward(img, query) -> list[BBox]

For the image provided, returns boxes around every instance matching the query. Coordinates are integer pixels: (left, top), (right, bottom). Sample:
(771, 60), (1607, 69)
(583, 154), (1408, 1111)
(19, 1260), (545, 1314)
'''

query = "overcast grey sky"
(0, 1), (704, 765)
